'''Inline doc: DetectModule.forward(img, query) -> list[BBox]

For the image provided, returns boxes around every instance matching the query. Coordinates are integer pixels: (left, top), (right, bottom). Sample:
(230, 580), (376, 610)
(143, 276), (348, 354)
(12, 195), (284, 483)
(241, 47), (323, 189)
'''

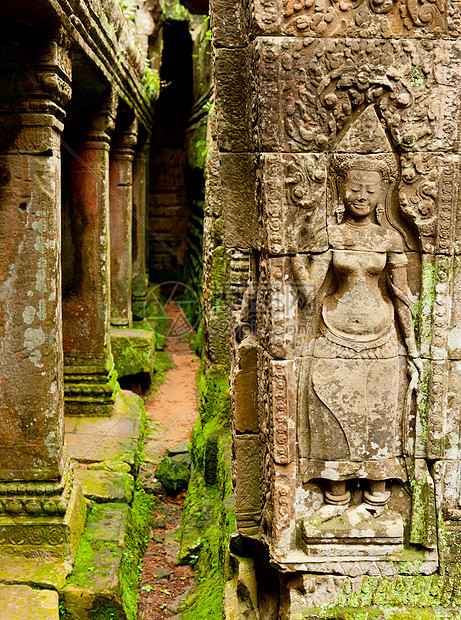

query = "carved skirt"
(302, 320), (407, 483)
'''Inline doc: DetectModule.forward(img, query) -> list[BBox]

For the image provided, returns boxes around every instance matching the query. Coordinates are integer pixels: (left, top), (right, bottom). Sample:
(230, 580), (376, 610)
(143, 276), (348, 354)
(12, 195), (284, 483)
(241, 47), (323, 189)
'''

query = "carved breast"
(322, 250), (394, 342)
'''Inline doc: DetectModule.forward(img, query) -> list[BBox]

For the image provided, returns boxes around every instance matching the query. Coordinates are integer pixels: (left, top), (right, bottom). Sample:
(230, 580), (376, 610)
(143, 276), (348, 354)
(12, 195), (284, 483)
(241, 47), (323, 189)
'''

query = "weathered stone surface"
(62, 97), (119, 417)
(233, 435), (261, 534)
(211, 0), (461, 611)
(65, 390), (144, 465)
(0, 481), (87, 589)
(84, 503), (129, 545)
(252, 0), (458, 38)
(74, 467), (134, 503)
(223, 556), (259, 620)
(0, 106), (65, 481)
(259, 153), (328, 254)
(221, 153), (257, 249)
(156, 454), (191, 493)
(111, 327), (155, 378)
(110, 119), (138, 328)
(233, 341), (259, 434)
(253, 38), (460, 154)
(62, 503), (129, 620)
(0, 585), (58, 620)
(132, 141), (150, 316)
(214, 49), (251, 152)
(210, 0), (248, 48)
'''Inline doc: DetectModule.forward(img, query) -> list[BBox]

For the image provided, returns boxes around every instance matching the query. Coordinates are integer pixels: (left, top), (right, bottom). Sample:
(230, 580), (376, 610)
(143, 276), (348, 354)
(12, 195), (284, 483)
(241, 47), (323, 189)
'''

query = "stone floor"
(65, 389), (143, 465)
(0, 585), (59, 619)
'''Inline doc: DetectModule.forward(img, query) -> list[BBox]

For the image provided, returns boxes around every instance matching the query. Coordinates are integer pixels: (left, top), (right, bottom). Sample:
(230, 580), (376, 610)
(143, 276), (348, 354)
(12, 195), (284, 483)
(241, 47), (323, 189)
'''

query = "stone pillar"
(0, 35), (85, 572)
(131, 137), (149, 320)
(213, 0), (461, 615)
(110, 119), (138, 327)
(62, 93), (119, 416)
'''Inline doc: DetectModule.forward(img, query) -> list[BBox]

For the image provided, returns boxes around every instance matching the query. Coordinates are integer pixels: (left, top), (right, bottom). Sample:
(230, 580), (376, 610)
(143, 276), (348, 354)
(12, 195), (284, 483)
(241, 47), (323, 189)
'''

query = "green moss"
(162, 0), (190, 20)
(178, 368), (233, 619)
(417, 255), (436, 347)
(111, 332), (155, 379)
(120, 489), (157, 620)
(183, 571), (224, 619)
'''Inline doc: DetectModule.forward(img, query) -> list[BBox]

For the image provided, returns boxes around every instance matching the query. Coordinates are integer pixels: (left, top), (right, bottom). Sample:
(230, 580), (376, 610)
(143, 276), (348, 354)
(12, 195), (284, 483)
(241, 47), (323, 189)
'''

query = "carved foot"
(363, 480), (391, 508)
(325, 481), (350, 506)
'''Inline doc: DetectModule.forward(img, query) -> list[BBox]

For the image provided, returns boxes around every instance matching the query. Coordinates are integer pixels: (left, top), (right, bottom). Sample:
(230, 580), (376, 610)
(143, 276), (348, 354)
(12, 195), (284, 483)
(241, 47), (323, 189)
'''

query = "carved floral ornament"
(282, 0), (446, 33)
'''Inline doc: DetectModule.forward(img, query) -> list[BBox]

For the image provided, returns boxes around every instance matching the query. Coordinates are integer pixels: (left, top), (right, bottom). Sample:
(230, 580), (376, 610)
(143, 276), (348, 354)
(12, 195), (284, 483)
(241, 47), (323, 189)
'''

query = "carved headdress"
(331, 153), (397, 181)
(330, 153), (398, 224)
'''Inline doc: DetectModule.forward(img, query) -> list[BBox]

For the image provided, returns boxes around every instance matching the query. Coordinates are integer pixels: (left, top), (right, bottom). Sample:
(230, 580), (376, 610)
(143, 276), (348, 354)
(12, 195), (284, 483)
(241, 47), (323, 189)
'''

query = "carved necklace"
(344, 219), (375, 230)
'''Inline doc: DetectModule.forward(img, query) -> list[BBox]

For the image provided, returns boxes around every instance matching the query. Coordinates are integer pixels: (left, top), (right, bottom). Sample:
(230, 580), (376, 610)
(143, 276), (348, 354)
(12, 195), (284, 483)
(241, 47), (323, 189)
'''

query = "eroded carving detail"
(399, 0), (445, 30)
(293, 154), (421, 509)
(253, 0), (448, 35)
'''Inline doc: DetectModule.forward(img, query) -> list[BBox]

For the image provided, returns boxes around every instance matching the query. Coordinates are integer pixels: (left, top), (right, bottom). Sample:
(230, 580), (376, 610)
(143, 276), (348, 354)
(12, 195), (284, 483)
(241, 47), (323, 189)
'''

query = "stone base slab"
(62, 503), (130, 620)
(75, 467), (134, 503)
(0, 481), (87, 589)
(65, 389), (144, 465)
(0, 585), (59, 620)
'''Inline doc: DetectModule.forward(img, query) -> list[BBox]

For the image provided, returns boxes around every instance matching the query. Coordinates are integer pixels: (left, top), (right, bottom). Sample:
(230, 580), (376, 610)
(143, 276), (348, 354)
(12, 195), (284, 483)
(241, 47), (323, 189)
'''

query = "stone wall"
(210, 0), (461, 617)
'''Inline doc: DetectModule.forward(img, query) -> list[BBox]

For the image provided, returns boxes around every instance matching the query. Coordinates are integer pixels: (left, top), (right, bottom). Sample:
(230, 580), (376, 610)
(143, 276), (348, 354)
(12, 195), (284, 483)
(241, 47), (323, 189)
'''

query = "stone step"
(62, 503), (130, 620)
(0, 585), (58, 620)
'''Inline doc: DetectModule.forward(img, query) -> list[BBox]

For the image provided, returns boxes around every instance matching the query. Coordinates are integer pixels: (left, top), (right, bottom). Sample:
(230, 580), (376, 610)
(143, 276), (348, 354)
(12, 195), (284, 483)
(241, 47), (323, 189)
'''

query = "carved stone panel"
(399, 155), (461, 254)
(234, 434), (262, 535)
(257, 255), (300, 360)
(254, 37), (461, 154)
(259, 153), (328, 254)
(252, 0), (458, 38)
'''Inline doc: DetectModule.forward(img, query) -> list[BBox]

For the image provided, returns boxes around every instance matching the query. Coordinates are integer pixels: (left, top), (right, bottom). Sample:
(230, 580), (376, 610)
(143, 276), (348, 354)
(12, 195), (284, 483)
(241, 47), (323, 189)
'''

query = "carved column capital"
(83, 90), (120, 146)
(111, 118), (139, 160)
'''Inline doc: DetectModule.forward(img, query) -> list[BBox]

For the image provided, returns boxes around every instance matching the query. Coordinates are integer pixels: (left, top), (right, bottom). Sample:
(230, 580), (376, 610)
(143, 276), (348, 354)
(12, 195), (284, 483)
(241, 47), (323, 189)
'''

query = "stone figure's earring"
(376, 204), (384, 225)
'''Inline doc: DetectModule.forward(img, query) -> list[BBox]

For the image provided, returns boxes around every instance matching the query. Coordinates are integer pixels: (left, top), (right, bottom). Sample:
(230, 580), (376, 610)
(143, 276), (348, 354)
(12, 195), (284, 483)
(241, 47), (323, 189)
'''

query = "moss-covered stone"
(155, 455), (191, 493)
(74, 468), (134, 504)
(61, 491), (157, 620)
(178, 367), (233, 619)
(0, 585), (59, 620)
(111, 329), (155, 379)
(65, 390), (145, 467)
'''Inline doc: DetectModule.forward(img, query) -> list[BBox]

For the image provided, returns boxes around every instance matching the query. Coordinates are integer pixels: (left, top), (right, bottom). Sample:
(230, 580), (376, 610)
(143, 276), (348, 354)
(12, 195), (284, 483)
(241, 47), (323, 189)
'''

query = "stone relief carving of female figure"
(292, 154), (422, 509)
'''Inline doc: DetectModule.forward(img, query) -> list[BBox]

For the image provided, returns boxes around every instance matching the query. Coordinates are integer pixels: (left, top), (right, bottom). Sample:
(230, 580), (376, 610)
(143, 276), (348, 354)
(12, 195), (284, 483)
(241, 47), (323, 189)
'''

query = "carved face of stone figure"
(343, 169), (381, 222)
